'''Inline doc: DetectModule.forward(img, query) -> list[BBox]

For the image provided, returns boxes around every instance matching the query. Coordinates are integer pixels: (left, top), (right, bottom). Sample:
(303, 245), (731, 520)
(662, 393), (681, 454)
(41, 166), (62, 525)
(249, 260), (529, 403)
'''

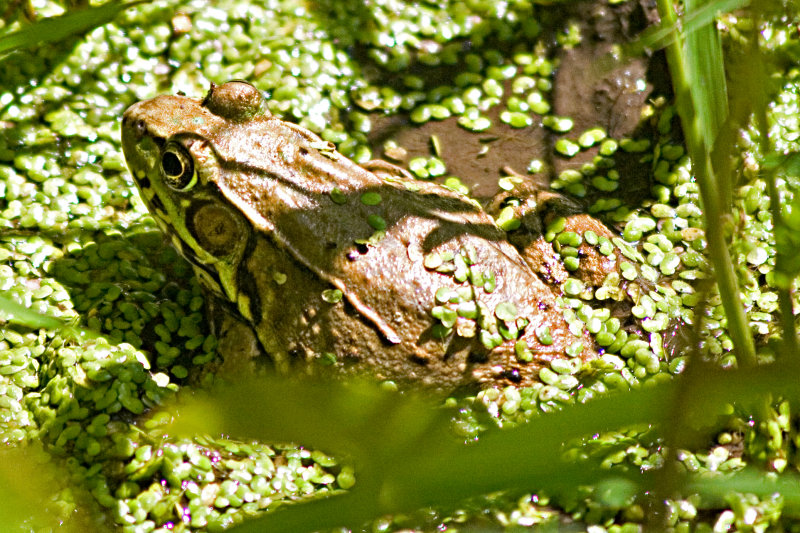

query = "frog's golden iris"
(160, 142), (196, 191)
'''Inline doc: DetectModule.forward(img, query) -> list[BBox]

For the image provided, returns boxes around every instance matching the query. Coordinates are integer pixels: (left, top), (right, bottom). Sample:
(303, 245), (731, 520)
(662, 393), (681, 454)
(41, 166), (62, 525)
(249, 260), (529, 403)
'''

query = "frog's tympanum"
(122, 81), (629, 390)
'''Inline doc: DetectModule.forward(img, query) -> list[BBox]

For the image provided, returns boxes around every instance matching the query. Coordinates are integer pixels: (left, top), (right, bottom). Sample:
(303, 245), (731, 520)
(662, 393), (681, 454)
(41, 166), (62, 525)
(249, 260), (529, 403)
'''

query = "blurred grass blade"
(173, 360), (800, 532)
(0, 1), (146, 55)
(0, 293), (65, 330)
(0, 446), (91, 531)
(0, 448), (56, 528)
(742, 11), (800, 358)
(173, 378), (673, 533)
(0, 293), (98, 341)
(688, 468), (800, 515)
(171, 379), (456, 461)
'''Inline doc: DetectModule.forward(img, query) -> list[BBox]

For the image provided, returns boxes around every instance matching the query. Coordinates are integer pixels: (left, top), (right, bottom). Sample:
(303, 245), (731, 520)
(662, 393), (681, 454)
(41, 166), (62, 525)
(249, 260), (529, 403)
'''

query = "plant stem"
(657, 0), (756, 367)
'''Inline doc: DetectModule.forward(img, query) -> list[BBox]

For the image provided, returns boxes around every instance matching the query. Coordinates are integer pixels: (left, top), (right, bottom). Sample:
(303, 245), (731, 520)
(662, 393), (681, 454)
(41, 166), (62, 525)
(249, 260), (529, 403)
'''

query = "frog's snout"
(121, 103), (149, 144)
(121, 113), (145, 175)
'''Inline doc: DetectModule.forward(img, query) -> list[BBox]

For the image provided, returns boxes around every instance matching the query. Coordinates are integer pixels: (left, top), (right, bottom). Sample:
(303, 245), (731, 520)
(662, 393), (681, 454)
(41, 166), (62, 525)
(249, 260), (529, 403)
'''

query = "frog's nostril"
(124, 116), (148, 140)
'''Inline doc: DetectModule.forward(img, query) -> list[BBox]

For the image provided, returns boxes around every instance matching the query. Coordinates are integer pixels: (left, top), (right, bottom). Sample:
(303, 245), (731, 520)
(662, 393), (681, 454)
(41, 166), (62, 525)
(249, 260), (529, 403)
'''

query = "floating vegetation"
(1, 0), (800, 531)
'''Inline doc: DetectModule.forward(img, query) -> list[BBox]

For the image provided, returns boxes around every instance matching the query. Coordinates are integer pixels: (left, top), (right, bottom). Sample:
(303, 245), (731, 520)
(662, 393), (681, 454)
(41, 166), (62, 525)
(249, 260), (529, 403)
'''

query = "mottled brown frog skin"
(121, 81), (623, 390)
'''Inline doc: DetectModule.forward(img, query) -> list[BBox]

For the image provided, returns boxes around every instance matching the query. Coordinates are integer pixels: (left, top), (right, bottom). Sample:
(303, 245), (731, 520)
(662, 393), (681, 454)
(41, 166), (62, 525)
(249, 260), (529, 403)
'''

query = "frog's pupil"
(162, 151), (183, 177)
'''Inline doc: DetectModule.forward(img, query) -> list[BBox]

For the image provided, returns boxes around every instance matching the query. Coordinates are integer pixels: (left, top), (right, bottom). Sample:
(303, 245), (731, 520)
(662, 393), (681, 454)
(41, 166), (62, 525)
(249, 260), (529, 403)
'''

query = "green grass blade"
(657, 0), (756, 367)
(688, 467), (800, 515)
(633, 0), (750, 55)
(0, 1), (146, 55)
(0, 293), (65, 330)
(0, 293), (99, 342)
(685, 0), (730, 145)
(0, 447), (92, 531)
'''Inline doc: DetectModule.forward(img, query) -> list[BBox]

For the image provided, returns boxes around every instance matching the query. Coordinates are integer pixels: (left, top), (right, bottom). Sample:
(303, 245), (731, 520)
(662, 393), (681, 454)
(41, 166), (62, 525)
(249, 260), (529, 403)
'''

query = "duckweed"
(495, 206), (521, 231)
(555, 138), (581, 157)
(495, 301), (518, 321)
(542, 115), (574, 133)
(619, 138), (650, 152)
(360, 192), (382, 205)
(578, 127), (607, 147)
(457, 113), (492, 132)
(535, 325), (553, 345)
(322, 289), (343, 303)
(515, 340), (533, 362)
(563, 278), (584, 296)
(500, 110), (533, 128)
(2, 0), (797, 531)
(408, 156), (447, 179)
(366, 214), (387, 230)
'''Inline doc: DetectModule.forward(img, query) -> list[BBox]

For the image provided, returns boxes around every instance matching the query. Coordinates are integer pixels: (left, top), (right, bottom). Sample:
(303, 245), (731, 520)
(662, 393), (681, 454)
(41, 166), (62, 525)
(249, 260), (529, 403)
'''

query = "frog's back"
(213, 123), (595, 388)
(122, 81), (597, 390)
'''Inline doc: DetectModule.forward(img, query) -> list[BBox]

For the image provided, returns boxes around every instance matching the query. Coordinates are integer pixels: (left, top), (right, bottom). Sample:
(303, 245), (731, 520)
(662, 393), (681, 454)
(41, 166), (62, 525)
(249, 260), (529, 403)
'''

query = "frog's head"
(121, 81), (266, 300)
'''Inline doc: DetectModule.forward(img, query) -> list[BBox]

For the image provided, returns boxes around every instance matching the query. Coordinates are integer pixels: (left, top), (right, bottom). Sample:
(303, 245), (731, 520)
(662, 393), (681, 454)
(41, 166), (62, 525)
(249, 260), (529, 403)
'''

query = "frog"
(121, 80), (635, 391)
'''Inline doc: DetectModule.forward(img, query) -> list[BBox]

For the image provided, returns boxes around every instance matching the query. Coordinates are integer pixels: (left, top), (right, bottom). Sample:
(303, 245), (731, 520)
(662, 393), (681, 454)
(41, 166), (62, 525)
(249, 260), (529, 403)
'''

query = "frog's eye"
(161, 142), (197, 191)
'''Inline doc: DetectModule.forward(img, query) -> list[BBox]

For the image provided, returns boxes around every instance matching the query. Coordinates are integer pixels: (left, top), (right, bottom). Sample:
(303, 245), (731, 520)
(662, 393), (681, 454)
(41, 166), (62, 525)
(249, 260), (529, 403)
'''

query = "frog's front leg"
(197, 294), (266, 383)
(191, 266), (279, 384)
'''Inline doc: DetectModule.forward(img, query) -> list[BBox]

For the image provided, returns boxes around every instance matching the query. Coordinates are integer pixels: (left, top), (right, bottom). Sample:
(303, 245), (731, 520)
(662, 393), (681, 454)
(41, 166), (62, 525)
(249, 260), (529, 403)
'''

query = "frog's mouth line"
(132, 173), (174, 235)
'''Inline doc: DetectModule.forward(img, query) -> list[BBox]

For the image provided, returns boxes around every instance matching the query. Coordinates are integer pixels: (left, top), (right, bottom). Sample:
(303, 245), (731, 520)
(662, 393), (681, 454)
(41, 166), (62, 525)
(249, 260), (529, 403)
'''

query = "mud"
(366, 0), (669, 207)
